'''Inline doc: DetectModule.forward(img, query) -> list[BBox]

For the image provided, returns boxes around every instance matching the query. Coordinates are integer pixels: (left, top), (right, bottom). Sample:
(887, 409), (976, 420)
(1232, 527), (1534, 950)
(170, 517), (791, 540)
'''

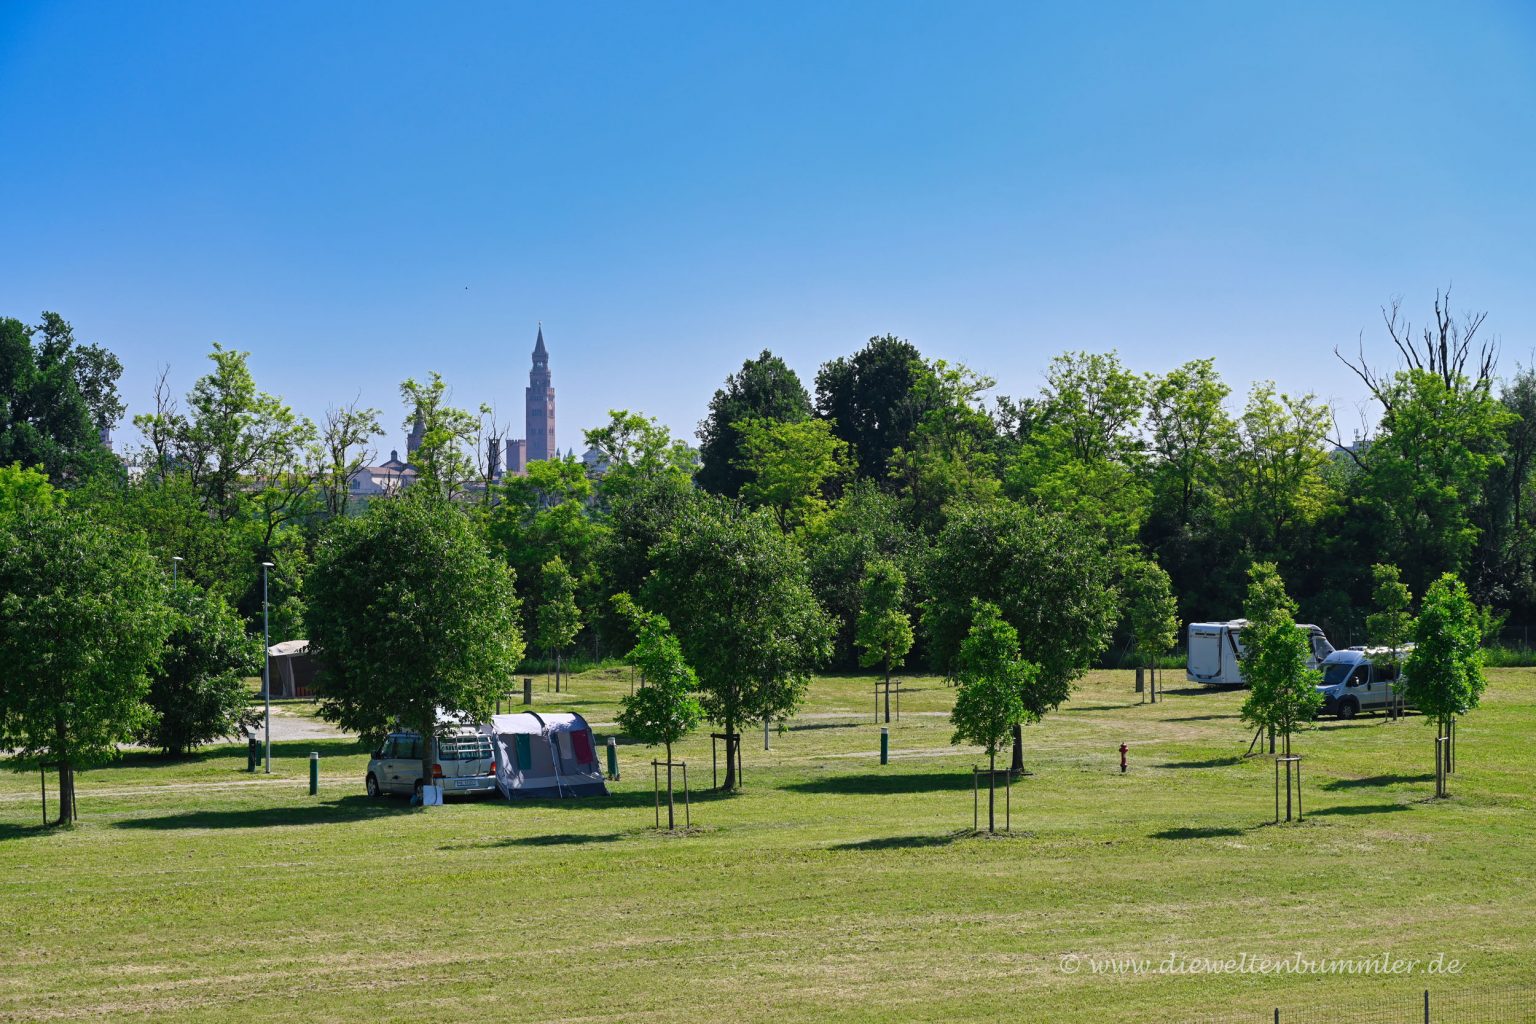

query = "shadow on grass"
(1306, 802), (1413, 817)
(783, 772), (973, 796)
(1163, 714), (1238, 723)
(0, 821), (56, 840)
(1159, 686), (1223, 697)
(787, 721), (862, 733)
(831, 832), (966, 851)
(1157, 756), (1242, 769)
(450, 832), (627, 850)
(113, 795), (403, 830)
(1322, 773), (1434, 791)
(1060, 702), (1145, 712)
(1151, 826), (1247, 840)
(510, 788), (738, 811)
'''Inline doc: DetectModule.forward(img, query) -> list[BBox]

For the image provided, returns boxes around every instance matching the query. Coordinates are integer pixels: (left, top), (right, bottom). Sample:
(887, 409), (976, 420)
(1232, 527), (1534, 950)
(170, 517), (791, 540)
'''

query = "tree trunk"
(883, 666), (891, 724)
(54, 715), (75, 825)
(555, 650), (561, 693)
(722, 721), (737, 791)
(420, 719), (435, 807)
(665, 741), (676, 829)
(987, 753), (996, 833)
(1009, 723), (1024, 775)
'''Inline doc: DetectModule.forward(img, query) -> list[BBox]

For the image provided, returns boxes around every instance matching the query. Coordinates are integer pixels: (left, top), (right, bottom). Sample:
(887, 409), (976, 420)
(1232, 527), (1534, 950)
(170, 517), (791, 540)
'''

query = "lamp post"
(261, 561), (274, 774)
(171, 555), (183, 583)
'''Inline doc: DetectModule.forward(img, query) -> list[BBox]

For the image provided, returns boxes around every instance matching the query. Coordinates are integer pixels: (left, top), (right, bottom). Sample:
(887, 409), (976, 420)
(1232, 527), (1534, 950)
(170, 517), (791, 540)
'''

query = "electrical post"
(261, 561), (274, 774)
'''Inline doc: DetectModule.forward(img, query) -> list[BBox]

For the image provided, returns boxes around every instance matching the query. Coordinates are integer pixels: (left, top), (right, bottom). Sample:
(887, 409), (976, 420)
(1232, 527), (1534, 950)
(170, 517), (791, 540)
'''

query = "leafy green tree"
(1404, 573), (1487, 797)
(815, 334), (936, 480)
(1146, 358), (1236, 528)
(887, 360), (1002, 533)
(1124, 559), (1179, 681)
(855, 559), (914, 723)
(646, 498), (834, 790)
(924, 500), (1119, 773)
(1366, 563), (1414, 717)
(613, 593), (703, 828)
(307, 493), (524, 799)
(399, 372), (482, 501)
(736, 417), (853, 533)
(137, 581), (262, 757)
(696, 350), (813, 497)
(584, 409), (698, 508)
(1223, 383), (1333, 559)
(317, 400), (385, 517)
(0, 503), (172, 822)
(537, 556), (583, 693)
(1238, 563), (1322, 756)
(804, 481), (925, 667)
(949, 601), (1032, 833)
(0, 463), (57, 517)
(0, 314), (111, 483)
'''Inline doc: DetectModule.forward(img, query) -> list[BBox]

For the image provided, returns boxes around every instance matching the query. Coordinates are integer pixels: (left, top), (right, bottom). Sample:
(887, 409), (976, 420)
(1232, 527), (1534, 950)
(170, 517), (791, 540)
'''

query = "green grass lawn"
(2, 668), (1533, 1023)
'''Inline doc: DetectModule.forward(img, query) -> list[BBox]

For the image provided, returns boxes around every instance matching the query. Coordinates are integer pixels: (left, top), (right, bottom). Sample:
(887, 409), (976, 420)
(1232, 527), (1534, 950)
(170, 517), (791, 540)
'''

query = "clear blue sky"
(3, 2), (1534, 454)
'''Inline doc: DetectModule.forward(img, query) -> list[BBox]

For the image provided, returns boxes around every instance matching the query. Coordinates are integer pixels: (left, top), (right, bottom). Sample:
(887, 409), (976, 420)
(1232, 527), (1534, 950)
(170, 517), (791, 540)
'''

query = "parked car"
(365, 729), (498, 799)
(1316, 646), (1413, 719)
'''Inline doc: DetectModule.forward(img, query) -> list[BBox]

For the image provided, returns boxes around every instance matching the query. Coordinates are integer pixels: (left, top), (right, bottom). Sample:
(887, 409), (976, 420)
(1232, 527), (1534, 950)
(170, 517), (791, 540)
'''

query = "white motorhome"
(1185, 619), (1335, 686)
(1316, 646), (1413, 719)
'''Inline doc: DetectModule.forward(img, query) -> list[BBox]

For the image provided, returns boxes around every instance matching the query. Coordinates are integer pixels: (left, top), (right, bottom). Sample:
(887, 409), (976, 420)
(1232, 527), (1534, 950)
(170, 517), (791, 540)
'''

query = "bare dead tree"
(131, 366), (181, 485)
(1335, 289), (1497, 414)
(318, 397), (384, 517)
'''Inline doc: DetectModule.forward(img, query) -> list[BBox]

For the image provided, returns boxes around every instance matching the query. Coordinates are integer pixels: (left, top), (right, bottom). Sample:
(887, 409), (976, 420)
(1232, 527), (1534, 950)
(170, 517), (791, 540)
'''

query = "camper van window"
(1321, 663), (1354, 687)
(1373, 662), (1400, 683)
(1347, 666), (1367, 687)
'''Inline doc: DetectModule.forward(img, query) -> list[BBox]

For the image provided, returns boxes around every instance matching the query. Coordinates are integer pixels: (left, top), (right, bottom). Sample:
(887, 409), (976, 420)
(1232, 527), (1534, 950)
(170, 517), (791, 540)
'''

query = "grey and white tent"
(483, 711), (608, 799)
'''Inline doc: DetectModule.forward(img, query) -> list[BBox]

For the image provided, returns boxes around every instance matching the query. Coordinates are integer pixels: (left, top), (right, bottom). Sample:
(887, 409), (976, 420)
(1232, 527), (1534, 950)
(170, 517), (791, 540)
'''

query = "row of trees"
(0, 294), (1513, 817)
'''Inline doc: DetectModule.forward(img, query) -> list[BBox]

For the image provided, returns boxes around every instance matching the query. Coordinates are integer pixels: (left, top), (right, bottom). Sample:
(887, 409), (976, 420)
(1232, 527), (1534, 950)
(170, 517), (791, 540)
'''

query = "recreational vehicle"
(1185, 619), (1335, 686)
(1315, 646), (1412, 719)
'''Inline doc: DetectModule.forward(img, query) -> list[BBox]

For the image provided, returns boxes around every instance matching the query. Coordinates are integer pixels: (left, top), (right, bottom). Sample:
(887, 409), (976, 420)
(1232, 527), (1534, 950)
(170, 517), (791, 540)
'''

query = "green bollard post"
(880, 727), (889, 765)
(309, 751), (319, 795)
(606, 737), (619, 781)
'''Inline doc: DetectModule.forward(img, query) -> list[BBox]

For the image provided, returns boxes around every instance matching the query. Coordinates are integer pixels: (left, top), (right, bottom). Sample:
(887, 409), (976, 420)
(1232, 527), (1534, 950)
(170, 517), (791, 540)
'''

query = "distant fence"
(1178, 986), (1533, 1024)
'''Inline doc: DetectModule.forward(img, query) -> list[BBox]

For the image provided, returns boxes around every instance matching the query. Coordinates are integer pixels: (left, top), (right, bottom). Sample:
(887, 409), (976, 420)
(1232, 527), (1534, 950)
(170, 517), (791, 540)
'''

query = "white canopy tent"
(483, 711), (608, 799)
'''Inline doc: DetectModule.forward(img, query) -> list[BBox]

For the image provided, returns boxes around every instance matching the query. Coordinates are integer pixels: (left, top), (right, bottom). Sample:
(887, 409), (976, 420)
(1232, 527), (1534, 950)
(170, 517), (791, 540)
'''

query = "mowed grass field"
(2, 668), (1533, 1024)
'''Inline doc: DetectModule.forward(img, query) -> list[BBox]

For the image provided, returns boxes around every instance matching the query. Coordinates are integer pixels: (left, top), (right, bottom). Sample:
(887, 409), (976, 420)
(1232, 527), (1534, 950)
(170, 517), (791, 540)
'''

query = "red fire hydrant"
(1119, 743), (1128, 774)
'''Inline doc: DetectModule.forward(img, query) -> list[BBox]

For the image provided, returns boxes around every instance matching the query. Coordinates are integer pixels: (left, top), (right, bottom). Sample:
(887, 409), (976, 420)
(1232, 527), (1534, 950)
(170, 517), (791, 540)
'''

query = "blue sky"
(3, 2), (1534, 454)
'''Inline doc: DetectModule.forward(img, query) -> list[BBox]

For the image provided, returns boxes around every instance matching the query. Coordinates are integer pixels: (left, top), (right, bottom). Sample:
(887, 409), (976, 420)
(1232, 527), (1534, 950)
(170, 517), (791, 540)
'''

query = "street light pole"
(261, 561), (274, 774)
(171, 555), (183, 584)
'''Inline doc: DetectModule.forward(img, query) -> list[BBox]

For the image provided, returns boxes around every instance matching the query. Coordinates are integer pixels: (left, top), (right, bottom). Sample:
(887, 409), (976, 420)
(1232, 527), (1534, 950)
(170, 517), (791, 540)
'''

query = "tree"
(0, 314), (111, 483)
(0, 502), (172, 822)
(1365, 563), (1414, 719)
(399, 373), (482, 501)
(735, 416), (853, 533)
(137, 581), (262, 757)
(645, 498), (834, 789)
(696, 350), (813, 496)
(1145, 358), (1235, 529)
(1224, 383), (1332, 559)
(317, 399), (385, 517)
(1124, 559), (1179, 684)
(1404, 573), (1487, 798)
(0, 463), (57, 517)
(584, 409), (698, 508)
(855, 559), (914, 723)
(949, 602), (1032, 833)
(815, 335), (936, 480)
(536, 556), (583, 693)
(887, 361), (1002, 533)
(923, 500), (1119, 773)
(306, 493), (524, 800)
(1238, 563), (1323, 761)
(613, 594), (703, 829)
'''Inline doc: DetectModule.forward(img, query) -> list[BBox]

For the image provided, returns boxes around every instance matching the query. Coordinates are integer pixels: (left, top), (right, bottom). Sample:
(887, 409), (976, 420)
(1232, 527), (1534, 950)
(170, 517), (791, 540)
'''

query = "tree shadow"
(113, 795), (404, 830)
(831, 832), (967, 851)
(114, 737), (367, 769)
(1060, 702), (1145, 712)
(1151, 826), (1247, 840)
(1306, 803), (1413, 817)
(787, 721), (861, 732)
(0, 821), (55, 841)
(1159, 686), (1219, 697)
(509, 787), (737, 811)
(1163, 714), (1237, 722)
(448, 832), (627, 849)
(783, 772), (974, 796)
(1322, 773), (1434, 791)
(1157, 756), (1242, 769)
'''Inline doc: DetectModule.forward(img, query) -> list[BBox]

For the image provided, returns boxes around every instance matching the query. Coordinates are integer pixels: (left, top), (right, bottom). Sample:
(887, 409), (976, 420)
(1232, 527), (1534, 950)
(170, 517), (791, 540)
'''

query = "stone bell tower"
(525, 324), (556, 463)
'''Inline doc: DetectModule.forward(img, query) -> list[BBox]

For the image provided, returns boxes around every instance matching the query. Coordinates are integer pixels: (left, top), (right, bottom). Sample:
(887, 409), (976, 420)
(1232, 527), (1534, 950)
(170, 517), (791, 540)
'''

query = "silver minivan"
(365, 729), (498, 799)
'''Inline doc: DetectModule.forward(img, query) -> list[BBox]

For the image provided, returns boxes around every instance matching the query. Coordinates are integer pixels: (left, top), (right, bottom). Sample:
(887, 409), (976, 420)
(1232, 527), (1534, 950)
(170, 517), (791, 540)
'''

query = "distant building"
(524, 325), (556, 463)
(351, 449), (418, 497)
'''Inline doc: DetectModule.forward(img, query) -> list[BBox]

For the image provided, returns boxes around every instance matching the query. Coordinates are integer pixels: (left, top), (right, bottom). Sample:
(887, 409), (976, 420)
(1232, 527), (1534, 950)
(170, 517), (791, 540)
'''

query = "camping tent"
(483, 711), (608, 799)
(265, 640), (319, 698)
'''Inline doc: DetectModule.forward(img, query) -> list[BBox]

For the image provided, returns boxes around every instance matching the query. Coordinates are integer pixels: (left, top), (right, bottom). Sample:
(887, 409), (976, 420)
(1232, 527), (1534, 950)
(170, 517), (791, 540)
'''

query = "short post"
(308, 751), (319, 796)
(880, 727), (889, 765)
(1135, 666), (1145, 696)
(1119, 742), (1128, 774)
(1423, 989), (1429, 1024)
(606, 736), (619, 780)
(247, 736), (259, 773)
(523, 677), (533, 705)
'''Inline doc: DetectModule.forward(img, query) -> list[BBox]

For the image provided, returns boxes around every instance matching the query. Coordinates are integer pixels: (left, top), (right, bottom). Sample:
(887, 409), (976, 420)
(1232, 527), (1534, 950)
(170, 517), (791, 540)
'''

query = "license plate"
(451, 779), (479, 789)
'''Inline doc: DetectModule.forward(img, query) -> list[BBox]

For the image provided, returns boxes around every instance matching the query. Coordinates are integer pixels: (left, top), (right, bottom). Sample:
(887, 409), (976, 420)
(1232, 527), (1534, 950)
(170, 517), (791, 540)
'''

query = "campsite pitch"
(1, 669), (1533, 1023)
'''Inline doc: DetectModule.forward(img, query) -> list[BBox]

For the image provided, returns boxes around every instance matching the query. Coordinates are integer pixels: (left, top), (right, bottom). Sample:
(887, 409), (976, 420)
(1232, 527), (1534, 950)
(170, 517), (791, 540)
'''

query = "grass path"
(2, 669), (1533, 1022)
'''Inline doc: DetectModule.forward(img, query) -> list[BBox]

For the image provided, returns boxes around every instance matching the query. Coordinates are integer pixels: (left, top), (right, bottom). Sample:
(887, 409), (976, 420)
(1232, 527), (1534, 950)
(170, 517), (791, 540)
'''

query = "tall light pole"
(261, 561), (274, 774)
(171, 555), (183, 584)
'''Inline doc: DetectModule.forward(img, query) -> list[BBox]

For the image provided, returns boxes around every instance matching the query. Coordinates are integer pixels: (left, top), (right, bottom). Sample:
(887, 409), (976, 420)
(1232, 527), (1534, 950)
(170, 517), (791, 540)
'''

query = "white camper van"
(1185, 619), (1335, 686)
(1316, 646), (1412, 719)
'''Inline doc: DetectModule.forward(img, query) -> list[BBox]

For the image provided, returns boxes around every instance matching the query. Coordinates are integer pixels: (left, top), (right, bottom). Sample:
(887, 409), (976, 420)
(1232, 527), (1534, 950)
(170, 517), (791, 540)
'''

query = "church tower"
(406, 409), (425, 460)
(525, 324), (556, 462)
